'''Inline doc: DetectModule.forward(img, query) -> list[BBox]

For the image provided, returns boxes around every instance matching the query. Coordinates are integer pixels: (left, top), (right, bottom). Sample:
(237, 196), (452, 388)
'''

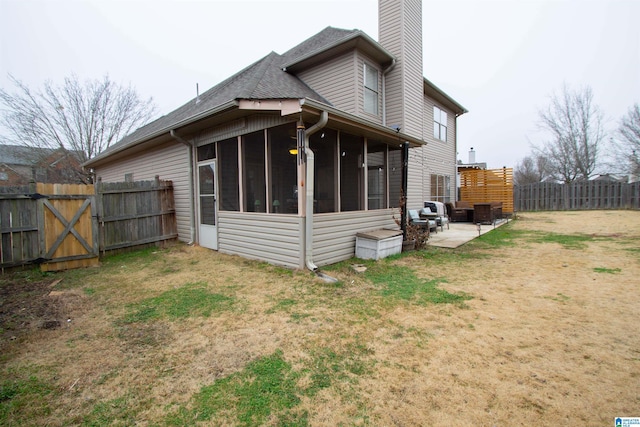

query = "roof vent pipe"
(469, 147), (476, 164)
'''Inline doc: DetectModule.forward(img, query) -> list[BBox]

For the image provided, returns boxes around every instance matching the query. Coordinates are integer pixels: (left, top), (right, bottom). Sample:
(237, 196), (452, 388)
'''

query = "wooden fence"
(0, 178), (177, 271)
(97, 178), (177, 253)
(514, 181), (640, 211)
(460, 168), (514, 213)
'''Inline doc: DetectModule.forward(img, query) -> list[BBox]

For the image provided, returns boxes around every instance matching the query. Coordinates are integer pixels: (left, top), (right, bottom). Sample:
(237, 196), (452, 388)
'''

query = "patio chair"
(418, 208), (438, 233)
(408, 209), (427, 228)
(423, 202), (449, 231)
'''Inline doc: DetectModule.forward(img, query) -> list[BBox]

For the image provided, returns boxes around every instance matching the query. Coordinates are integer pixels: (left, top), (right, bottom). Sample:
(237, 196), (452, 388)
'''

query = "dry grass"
(1, 210), (639, 426)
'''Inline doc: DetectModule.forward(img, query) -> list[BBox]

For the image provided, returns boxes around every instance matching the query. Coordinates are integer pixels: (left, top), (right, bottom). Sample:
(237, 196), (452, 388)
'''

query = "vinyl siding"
(401, 0), (424, 138)
(379, 0), (403, 129)
(297, 51), (358, 115)
(313, 209), (399, 266)
(194, 114), (293, 147)
(379, 0), (423, 138)
(357, 56), (383, 125)
(218, 212), (303, 269)
(93, 141), (193, 243)
(424, 97), (458, 199)
(406, 146), (427, 209)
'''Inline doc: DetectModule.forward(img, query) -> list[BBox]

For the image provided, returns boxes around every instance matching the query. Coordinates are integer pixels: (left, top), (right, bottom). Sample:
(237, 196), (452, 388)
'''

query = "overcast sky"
(1, 0), (639, 169)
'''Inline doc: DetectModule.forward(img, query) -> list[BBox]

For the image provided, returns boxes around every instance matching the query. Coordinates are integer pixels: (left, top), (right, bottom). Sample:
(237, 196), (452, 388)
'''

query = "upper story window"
(364, 64), (379, 115)
(433, 106), (448, 142)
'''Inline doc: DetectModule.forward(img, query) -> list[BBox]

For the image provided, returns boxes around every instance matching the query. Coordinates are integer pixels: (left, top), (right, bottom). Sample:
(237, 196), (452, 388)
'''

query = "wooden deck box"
(355, 229), (403, 260)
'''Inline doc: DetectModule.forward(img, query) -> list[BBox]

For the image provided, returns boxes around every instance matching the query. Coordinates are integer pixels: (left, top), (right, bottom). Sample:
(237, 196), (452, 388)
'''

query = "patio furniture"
(409, 209), (436, 232)
(491, 202), (503, 221)
(419, 208), (438, 232)
(423, 201), (450, 231)
(473, 202), (503, 224)
(447, 201), (474, 222)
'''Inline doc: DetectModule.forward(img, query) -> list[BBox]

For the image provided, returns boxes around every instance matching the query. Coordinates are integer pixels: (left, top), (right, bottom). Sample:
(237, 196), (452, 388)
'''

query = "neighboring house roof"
(0, 144), (83, 166)
(0, 144), (54, 166)
(86, 25), (466, 168)
(590, 173), (628, 182)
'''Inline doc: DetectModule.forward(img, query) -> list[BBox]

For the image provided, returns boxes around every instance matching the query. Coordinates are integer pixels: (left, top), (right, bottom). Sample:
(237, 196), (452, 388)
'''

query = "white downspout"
(303, 111), (328, 271)
(170, 130), (196, 244)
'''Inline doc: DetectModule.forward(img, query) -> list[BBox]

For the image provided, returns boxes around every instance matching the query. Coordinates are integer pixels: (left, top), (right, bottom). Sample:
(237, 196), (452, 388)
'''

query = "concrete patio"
(427, 219), (510, 249)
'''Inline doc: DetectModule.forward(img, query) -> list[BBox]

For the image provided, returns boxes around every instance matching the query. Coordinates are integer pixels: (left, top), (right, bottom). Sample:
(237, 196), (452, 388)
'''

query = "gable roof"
(85, 25), (466, 167)
(281, 26), (394, 72)
(102, 51), (330, 156)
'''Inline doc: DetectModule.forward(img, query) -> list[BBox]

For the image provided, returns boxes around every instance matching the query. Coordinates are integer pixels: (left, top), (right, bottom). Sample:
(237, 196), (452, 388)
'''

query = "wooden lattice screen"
(460, 168), (514, 213)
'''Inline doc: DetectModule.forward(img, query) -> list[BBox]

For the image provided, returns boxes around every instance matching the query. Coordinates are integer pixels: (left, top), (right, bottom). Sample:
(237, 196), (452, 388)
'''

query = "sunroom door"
(198, 161), (218, 250)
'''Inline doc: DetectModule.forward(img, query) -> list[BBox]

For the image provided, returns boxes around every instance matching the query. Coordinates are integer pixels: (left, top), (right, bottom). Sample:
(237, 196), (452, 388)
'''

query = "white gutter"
(303, 110), (328, 271)
(170, 130), (196, 244)
(84, 100), (239, 168)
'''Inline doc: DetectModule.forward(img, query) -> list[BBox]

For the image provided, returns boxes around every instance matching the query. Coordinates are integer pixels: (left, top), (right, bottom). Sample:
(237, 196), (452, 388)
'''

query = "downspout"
(170, 130), (196, 244)
(454, 112), (462, 201)
(401, 141), (409, 240)
(302, 111), (328, 271)
(382, 59), (396, 127)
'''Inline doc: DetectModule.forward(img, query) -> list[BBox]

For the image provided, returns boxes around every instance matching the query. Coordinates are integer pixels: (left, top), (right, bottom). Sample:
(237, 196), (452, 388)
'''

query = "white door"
(198, 161), (218, 250)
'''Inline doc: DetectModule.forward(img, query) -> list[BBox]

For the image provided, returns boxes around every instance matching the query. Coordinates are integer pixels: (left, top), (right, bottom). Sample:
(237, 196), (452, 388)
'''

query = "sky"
(1, 0), (639, 169)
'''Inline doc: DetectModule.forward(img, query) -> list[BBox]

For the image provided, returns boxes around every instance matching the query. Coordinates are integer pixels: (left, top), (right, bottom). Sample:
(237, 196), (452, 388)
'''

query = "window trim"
(363, 63), (379, 116)
(433, 106), (448, 142)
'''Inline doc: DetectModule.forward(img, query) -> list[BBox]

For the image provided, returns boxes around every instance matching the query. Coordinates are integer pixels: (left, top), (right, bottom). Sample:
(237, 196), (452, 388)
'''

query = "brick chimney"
(378, 0), (423, 139)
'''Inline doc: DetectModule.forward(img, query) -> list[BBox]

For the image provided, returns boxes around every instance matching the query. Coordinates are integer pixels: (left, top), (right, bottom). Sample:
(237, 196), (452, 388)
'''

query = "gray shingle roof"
(0, 144), (55, 165)
(95, 27), (364, 161)
(281, 27), (360, 62)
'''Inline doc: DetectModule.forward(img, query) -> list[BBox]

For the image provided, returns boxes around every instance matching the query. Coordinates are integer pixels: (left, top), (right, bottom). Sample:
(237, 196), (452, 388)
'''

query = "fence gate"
(37, 183), (99, 271)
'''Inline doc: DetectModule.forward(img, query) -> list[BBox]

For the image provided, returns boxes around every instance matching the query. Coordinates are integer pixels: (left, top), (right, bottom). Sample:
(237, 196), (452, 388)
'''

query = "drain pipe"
(170, 130), (196, 244)
(302, 111), (328, 271)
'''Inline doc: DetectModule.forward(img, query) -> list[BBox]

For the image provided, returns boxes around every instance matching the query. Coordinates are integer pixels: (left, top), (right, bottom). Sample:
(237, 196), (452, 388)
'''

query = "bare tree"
(610, 103), (640, 178)
(514, 154), (550, 185)
(0, 74), (156, 166)
(537, 84), (605, 183)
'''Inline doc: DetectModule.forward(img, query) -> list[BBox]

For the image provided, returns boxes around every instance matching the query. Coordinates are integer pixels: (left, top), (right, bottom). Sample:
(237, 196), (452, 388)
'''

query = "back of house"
(84, 0), (467, 269)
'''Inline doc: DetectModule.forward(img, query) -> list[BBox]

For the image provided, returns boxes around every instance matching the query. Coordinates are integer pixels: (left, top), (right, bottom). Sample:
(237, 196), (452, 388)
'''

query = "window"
(340, 133), (364, 211)
(364, 64), (379, 115)
(433, 106), (448, 142)
(218, 137), (239, 211)
(197, 143), (216, 161)
(430, 174), (451, 202)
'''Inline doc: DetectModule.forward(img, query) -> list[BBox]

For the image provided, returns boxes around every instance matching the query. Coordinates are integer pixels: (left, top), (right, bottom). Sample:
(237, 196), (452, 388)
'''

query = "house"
(84, 0), (467, 269)
(0, 144), (85, 186)
(590, 173), (629, 183)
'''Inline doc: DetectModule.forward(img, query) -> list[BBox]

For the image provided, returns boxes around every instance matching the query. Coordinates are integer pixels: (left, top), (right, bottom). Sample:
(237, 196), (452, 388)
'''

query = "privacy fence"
(459, 168), (514, 213)
(0, 177), (177, 271)
(514, 181), (640, 212)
